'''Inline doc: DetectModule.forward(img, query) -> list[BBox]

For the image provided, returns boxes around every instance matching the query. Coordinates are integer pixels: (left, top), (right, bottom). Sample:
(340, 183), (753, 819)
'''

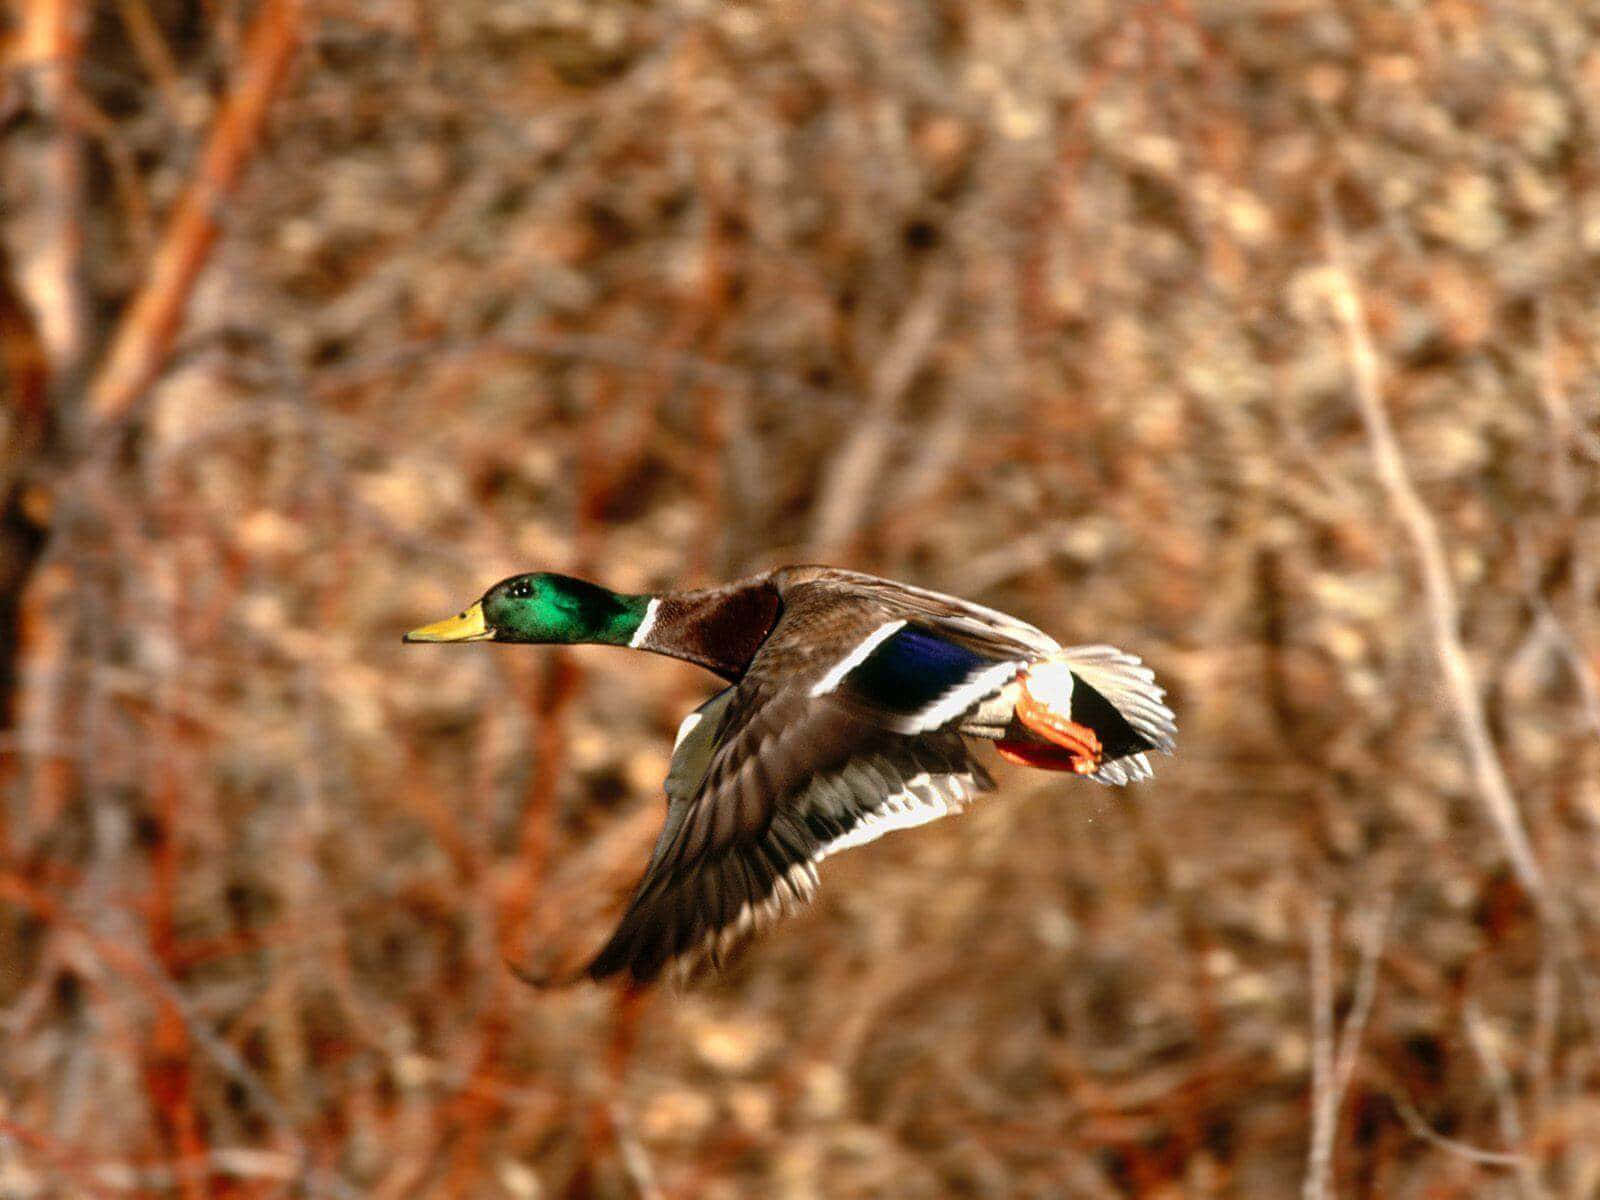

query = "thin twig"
(806, 269), (952, 558)
(1520, 598), (1600, 746)
(1463, 1002), (1543, 1200)
(112, 0), (188, 124)
(1532, 299), (1600, 743)
(599, 987), (660, 1200)
(1383, 1085), (1530, 1168)
(65, 89), (157, 263)
(85, 0), (302, 430)
(1305, 893), (1390, 1200)
(1304, 901), (1335, 1200)
(1333, 894), (1389, 1101)
(1528, 938), (1559, 1137)
(1319, 187), (1548, 912)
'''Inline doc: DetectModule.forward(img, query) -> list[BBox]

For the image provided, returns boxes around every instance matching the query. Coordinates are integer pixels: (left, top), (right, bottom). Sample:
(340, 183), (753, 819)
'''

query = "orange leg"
(996, 739), (1091, 771)
(997, 686), (1104, 775)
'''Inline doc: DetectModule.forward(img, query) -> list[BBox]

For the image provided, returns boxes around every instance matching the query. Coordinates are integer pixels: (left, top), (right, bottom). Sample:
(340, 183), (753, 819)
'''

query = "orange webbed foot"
(999, 660), (1104, 775)
(995, 737), (1098, 773)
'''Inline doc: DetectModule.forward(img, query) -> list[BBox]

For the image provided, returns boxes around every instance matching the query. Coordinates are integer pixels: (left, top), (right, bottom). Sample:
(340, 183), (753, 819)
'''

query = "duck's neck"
(632, 578), (782, 681)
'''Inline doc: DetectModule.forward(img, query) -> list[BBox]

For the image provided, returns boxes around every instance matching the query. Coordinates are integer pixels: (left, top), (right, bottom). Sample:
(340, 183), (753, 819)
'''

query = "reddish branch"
(0, 870), (212, 1198)
(14, 560), (75, 842)
(0, 240), (50, 444)
(446, 421), (605, 1193)
(1, 6), (76, 772)
(85, 0), (302, 429)
(0, 239), (52, 755)
(0, 1118), (118, 1200)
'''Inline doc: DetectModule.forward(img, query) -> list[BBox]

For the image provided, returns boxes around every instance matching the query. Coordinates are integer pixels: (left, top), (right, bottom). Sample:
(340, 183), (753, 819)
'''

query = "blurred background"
(3, 0), (1600, 1195)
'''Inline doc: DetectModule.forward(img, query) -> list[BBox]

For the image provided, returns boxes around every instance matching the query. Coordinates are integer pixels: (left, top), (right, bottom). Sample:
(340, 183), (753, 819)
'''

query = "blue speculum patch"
(844, 625), (997, 713)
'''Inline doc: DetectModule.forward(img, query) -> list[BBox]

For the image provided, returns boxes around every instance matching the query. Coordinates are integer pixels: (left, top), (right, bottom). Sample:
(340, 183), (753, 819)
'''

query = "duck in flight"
(405, 566), (1176, 985)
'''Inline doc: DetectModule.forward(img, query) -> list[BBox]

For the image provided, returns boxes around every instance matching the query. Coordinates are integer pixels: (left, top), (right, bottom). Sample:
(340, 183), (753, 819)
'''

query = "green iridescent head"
(404, 573), (650, 646)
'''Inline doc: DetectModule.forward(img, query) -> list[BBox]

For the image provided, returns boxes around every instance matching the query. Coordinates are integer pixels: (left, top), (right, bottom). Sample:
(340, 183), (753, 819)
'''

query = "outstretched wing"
(584, 681), (993, 984)
(812, 618), (1175, 785)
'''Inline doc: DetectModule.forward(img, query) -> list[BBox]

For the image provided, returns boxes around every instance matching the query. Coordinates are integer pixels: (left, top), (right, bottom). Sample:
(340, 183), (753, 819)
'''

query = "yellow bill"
(404, 601), (492, 643)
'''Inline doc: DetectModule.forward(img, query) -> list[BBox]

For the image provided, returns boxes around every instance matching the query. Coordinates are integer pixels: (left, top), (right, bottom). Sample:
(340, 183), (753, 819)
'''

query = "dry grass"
(4, 1), (1600, 1195)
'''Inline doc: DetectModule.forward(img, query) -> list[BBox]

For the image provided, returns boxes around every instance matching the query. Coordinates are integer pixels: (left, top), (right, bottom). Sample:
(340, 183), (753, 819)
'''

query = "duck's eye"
(507, 580), (533, 599)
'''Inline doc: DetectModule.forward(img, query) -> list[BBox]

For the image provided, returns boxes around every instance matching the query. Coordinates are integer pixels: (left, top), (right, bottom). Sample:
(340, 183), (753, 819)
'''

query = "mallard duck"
(405, 566), (1175, 984)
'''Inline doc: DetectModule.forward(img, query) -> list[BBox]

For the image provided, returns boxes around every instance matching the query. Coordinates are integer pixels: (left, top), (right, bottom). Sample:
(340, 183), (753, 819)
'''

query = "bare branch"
(1319, 187), (1548, 912)
(112, 0), (188, 124)
(84, 0), (302, 431)
(806, 270), (952, 558)
(1304, 894), (1388, 1200)
(1333, 895), (1389, 1100)
(1384, 1086), (1530, 1169)
(1463, 1002), (1543, 1200)
(1532, 300), (1600, 743)
(9, 0), (87, 378)
(1304, 900), (1336, 1200)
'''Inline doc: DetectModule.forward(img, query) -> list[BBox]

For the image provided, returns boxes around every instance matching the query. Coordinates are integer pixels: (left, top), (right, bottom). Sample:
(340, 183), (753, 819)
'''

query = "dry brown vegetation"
(4, 0), (1600, 1196)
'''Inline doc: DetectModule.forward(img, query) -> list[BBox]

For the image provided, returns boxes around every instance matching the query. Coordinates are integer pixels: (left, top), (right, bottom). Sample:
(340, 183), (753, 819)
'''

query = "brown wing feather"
(770, 566), (1060, 659)
(584, 681), (992, 984)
